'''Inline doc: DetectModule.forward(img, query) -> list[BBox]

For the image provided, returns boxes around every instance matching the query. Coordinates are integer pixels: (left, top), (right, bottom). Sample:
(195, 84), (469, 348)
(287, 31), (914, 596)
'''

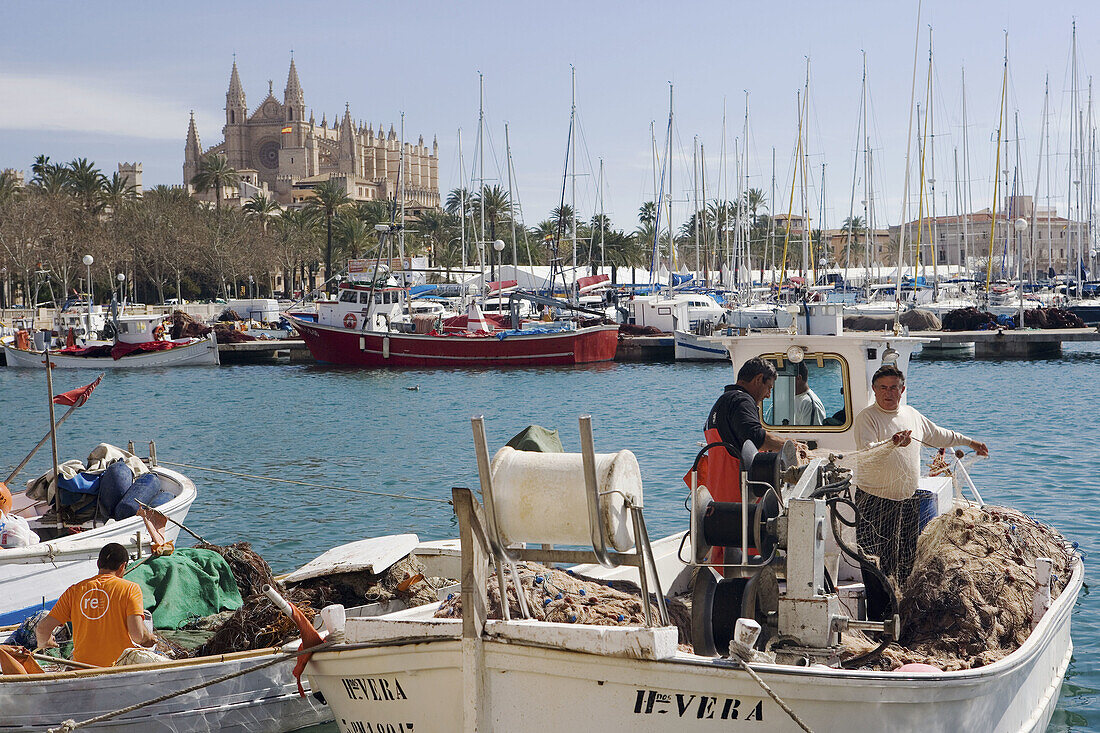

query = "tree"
(334, 211), (371, 259)
(242, 194), (282, 232)
(444, 187), (471, 217)
(470, 184), (511, 244)
(273, 208), (320, 297)
(66, 158), (106, 212)
(99, 172), (139, 216)
(638, 201), (656, 227)
(306, 179), (352, 294)
(190, 153), (239, 210)
(743, 188), (768, 228)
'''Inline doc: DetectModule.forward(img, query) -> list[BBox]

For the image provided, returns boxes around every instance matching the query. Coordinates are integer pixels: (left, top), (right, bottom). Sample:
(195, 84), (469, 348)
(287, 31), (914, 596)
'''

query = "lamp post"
(1014, 217), (1028, 327)
(81, 254), (94, 338)
(477, 241), (486, 305)
(116, 272), (126, 309)
(492, 239), (505, 286)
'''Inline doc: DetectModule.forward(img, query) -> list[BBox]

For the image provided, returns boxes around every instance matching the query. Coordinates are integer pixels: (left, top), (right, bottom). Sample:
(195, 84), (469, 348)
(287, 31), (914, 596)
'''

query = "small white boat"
(306, 331), (1081, 733)
(2, 459), (196, 626)
(4, 314), (219, 369)
(0, 535), (461, 733)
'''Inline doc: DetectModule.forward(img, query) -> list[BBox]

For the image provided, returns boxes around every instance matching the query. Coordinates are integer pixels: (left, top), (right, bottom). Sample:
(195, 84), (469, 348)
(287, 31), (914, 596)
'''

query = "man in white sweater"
(853, 364), (988, 620)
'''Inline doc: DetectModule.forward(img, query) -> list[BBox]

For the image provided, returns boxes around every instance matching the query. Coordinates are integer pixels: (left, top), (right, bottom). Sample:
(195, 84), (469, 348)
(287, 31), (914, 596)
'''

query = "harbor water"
(1, 347), (1097, 731)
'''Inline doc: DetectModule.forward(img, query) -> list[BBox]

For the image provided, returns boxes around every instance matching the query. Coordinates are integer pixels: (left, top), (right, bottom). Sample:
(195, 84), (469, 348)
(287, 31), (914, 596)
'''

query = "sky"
(1, 0), (1098, 234)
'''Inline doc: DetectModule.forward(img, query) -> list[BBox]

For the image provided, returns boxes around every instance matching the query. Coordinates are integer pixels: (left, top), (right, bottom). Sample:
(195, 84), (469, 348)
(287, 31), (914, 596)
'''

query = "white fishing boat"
(3, 314), (219, 369)
(1, 450), (196, 626)
(0, 535), (462, 733)
(305, 330), (1081, 733)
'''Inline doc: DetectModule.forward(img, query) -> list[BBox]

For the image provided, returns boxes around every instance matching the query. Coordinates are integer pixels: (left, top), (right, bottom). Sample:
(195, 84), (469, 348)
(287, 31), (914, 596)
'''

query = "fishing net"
(841, 504), (1076, 670)
(434, 562), (693, 644)
(192, 551), (444, 657)
(170, 310), (212, 339)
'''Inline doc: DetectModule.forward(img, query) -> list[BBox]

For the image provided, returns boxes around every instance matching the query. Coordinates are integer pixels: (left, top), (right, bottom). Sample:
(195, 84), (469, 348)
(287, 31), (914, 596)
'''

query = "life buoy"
(153, 324), (166, 341)
(343, 312), (358, 329)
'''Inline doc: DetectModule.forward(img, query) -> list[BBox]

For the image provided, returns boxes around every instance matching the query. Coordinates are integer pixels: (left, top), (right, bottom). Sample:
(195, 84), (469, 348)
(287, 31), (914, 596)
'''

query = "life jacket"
(684, 427), (745, 565)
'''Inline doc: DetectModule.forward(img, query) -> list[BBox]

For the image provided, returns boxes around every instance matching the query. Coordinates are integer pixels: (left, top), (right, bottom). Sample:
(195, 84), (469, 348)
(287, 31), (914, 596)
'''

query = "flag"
(52, 375), (102, 407)
(281, 126), (293, 134)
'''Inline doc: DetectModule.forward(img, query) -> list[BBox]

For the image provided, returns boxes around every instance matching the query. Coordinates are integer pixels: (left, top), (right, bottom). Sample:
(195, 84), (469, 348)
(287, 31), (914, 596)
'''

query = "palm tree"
(334, 212), (372, 258)
(190, 153), (240, 210)
(444, 187), (471, 217)
(66, 158), (106, 211)
(638, 201), (656, 227)
(470, 184), (511, 243)
(743, 188), (768, 228)
(242, 194), (282, 231)
(306, 179), (352, 293)
(841, 215), (867, 235)
(99, 172), (139, 216)
(416, 209), (457, 267)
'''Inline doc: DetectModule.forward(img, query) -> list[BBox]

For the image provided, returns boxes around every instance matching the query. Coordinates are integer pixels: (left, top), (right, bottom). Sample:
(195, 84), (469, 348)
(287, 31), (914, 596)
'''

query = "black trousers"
(854, 489), (921, 621)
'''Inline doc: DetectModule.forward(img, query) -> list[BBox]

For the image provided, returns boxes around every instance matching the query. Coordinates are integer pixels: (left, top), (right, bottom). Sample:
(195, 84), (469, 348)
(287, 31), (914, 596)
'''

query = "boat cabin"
(115, 314), (168, 345)
(317, 282), (408, 332)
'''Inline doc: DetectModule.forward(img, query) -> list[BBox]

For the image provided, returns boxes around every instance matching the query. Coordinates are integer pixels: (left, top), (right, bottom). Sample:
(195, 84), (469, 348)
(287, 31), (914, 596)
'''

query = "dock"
(218, 339), (313, 363)
(615, 335), (675, 362)
(910, 327), (1100, 357)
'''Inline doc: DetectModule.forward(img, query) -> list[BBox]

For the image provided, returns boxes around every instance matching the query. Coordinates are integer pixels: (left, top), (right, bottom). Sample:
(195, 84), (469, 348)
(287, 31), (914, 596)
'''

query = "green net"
(126, 548), (244, 630)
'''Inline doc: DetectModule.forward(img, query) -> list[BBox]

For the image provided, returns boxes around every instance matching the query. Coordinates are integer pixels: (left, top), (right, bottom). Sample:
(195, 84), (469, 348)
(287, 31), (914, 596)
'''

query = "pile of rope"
(843, 504), (1076, 670)
(1021, 308), (1086, 329)
(941, 307), (998, 331)
(192, 548), (441, 658)
(618, 323), (664, 336)
(169, 310), (211, 339)
(434, 562), (692, 642)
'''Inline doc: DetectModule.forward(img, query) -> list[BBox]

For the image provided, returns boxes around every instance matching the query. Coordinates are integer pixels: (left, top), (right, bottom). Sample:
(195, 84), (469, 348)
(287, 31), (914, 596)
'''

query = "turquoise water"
(1, 347), (1097, 730)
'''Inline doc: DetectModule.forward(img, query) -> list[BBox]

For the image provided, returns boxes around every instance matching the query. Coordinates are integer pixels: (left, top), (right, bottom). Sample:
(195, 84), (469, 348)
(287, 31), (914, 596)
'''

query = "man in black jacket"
(706, 356), (791, 454)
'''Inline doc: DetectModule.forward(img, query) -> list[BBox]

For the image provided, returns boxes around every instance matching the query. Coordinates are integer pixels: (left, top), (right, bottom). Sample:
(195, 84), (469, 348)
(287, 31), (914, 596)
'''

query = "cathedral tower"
(183, 111), (203, 187)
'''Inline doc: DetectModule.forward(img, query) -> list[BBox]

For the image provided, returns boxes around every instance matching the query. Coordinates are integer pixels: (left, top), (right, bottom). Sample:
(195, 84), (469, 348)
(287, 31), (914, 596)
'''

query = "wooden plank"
(282, 534), (419, 584)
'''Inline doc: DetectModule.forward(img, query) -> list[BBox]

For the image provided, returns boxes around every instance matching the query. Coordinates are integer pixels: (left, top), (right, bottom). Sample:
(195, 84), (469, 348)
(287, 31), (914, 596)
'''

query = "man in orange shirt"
(35, 543), (155, 667)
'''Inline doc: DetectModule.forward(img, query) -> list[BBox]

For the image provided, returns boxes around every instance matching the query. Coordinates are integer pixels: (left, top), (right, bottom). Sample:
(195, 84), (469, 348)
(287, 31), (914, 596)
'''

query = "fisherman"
(35, 543), (155, 666)
(0, 482), (39, 548)
(794, 362), (826, 426)
(853, 364), (988, 620)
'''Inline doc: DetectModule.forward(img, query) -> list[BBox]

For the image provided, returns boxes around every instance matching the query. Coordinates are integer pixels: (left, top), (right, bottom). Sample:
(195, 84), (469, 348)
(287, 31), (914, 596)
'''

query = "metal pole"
(43, 342), (61, 527)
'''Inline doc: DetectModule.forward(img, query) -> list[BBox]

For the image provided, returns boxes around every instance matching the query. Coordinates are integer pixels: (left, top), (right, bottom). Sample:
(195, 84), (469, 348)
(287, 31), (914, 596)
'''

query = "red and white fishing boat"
(286, 279), (618, 368)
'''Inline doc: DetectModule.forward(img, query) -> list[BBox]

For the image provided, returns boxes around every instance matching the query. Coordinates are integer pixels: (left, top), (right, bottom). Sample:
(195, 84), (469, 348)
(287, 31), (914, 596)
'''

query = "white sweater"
(852, 403), (973, 500)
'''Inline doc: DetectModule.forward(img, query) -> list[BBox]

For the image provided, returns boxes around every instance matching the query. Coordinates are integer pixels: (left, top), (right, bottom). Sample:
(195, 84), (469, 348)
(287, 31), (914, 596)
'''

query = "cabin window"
(760, 352), (851, 431)
(340, 290), (358, 303)
(359, 292), (372, 304)
(658, 307), (672, 315)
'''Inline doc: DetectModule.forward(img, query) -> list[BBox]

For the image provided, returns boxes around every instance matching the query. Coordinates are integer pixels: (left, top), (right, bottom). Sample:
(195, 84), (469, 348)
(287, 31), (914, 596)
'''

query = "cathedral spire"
(183, 111), (204, 187)
(226, 59), (246, 125)
(284, 58), (305, 123)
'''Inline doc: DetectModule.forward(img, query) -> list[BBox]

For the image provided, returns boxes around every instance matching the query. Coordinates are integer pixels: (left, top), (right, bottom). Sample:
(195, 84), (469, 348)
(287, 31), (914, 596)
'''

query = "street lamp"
(82, 255), (94, 338)
(492, 239), (505, 285)
(1014, 217), (1028, 327)
(116, 272), (126, 307)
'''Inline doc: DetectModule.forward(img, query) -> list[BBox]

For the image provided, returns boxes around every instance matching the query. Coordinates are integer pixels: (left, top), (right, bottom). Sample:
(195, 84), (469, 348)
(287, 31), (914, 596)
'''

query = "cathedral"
(184, 59), (439, 209)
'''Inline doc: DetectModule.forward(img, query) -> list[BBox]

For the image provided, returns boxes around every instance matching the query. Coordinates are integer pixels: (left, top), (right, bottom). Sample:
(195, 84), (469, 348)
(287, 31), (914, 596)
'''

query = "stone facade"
(184, 60), (439, 210)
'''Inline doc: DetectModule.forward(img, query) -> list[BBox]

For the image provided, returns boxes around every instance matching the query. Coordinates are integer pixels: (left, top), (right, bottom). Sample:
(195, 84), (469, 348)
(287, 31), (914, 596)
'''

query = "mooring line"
(158, 460), (453, 505)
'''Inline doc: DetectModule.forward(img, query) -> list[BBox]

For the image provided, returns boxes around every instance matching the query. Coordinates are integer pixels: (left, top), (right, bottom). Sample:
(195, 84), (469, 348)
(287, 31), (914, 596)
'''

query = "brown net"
(435, 562), (692, 644)
(842, 503), (1076, 670)
(191, 549), (444, 658)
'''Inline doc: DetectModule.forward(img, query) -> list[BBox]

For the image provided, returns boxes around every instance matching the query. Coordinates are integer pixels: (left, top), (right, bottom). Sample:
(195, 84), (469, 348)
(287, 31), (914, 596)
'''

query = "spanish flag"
(281, 126), (292, 134)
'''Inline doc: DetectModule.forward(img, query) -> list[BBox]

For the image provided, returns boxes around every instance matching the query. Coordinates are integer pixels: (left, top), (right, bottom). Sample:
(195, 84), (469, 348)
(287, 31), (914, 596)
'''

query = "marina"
(3, 2), (1100, 730)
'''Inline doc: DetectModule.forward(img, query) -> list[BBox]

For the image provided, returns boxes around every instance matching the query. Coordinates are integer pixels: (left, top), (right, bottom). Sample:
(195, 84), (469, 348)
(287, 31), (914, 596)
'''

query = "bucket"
(915, 489), (938, 532)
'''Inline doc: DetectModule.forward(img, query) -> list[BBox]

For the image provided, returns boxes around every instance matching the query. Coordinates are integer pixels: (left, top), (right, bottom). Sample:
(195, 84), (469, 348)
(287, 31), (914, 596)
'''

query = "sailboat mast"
(845, 54), (866, 274)
(960, 68), (971, 276)
(928, 31), (940, 298)
(986, 39), (1008, 293)
(1068, 22), (1079, 297)
(701, 143), (709, 285)
(895, 1), (923, 322)
(800, 60), (811, 281)
(458, 128), (467, 284)
(667, 84), (675, 289)
(570, 66), (578, 296)
(693, 137), (700, 277)
(399, 112), (410, 319)
(505, 123), (519, 275)
(1030, 78), (1049, 284)
(743, 91), (751, 290)
(478, 72), (486, 304)
(769, 147), (776, 286)
(598, 157), (606, 271)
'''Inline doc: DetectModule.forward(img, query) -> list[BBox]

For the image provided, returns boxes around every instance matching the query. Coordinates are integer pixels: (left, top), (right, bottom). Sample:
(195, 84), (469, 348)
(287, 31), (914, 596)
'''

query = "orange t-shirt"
(49, 573), (144, 667)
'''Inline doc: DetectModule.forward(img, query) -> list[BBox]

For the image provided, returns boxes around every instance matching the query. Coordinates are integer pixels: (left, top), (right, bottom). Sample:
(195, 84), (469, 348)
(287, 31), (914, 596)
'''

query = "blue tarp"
(495, 326), (571, 340)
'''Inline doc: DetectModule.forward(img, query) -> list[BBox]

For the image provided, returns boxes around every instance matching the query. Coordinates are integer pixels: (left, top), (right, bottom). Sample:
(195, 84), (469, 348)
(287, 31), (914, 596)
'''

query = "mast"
(505, 123), (519, 276)
(800, 60), (811, 281)
(986, 37), (1008, 294)
(570, 66), (578, 297)
(742, 90), (751, 291)
(927, 30), (939, 298)
(1068, 22), (1080, 297)
(458, 128), (467, 290)
(1030, 77), (1049, 284)
(769, 147), (776, 286)
(666, 83), (675, 290)
(693, 137), (700, 278)
(960, 68), (971, 277)
(894, 1), (923, 325)
(399, 112), (410, 319)
(598, 157), (606, 271)
(778, 89), (806, 290)
(845, 53), (866, 275)
(719, 101), (728, 288)
(701, 143), (709, 285)
(863, 54), (874, 291)
(477, 73), (487, 304)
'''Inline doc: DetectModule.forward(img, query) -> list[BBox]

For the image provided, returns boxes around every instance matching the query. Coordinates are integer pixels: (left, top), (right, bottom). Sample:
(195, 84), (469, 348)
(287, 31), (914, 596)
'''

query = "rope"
(47, 640), (335, 732)
(733, 656), (814, 733)
(157, 461), (452, 505)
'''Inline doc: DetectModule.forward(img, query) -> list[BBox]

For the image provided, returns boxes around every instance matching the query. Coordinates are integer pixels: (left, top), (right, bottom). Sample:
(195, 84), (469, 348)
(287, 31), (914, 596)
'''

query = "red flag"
(289, 602), (325, 697)
(52, 375), (102, 407)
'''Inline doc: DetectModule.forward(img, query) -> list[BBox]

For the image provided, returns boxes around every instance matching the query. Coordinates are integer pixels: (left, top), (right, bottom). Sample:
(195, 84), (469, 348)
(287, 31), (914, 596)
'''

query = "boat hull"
(2, 336), (219, 369)
(288, 318), (619, 367)
(0, 647), (329, 732)
(306, 553), (1081, 733)
(673, 331), (729, 361)
(0, 466), (196, 625)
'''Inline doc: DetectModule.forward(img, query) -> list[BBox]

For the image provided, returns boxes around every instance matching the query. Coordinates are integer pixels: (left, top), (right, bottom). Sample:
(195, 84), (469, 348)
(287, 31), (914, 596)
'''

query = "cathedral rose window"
(258, 140), (280, 170)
